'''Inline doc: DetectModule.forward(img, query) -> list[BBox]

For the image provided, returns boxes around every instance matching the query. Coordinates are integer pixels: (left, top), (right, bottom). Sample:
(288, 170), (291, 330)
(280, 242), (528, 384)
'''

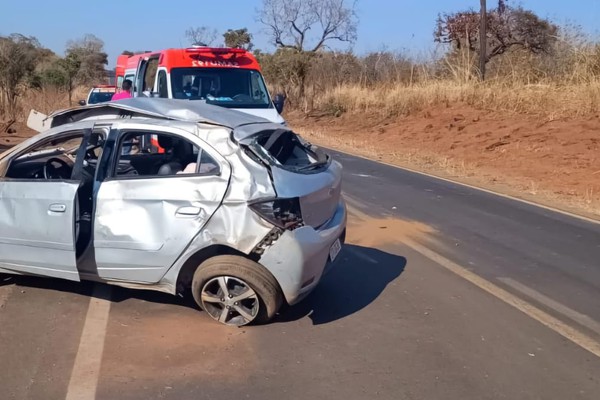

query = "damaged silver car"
(0, 98), (346, 326)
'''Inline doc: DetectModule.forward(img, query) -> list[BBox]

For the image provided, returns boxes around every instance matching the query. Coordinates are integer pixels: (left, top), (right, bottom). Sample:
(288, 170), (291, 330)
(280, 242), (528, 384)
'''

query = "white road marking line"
(334, 148), (600, 225)
(65, 284), (111, 400)
(405, 238), (600, 359)
(498, 277), (600, 336)
(346, 204), (600, 359)
(345, 246), (378, 264)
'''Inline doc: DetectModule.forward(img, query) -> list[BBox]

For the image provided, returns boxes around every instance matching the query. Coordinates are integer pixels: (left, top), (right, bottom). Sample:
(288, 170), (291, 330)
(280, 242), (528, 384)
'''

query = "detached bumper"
(259, 200), (347, 305)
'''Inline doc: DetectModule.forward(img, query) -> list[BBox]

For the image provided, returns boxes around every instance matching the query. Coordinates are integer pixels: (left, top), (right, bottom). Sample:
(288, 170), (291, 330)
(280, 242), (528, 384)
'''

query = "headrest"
(157, 135), (175, 149)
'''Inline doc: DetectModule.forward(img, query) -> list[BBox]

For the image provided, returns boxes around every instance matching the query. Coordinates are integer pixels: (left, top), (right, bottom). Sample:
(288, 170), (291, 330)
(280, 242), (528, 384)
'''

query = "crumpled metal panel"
(159, 204), (275, 292)
(93, 167), (231, 284)
(269, 160), (343, 228)
(0, 107), (347, 306)
(90, 121), (279, 289)
(44, 98), (296, 142)
(193, 124), (276, 201)
(0, 180), (80, 281)
(232, 122), (297, 142)
(47, 98), (272, 133)
(258, 200), (347, 305)
(159, 125), (278, 290)
(99, 119), (346, 301)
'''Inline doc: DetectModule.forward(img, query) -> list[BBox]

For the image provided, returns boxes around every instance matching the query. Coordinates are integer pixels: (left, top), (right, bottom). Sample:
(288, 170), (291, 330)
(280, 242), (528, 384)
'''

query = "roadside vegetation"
(0, 34), (108, 125)
(2, 0), (599, 123)
(0, 0), (599, 215)
(253, 0), (600, 119)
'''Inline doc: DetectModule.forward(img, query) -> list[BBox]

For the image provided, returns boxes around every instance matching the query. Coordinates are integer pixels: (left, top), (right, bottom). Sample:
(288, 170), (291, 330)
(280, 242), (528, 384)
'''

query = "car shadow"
(273, 244), (407, 325)
(0, 272), (197, 310)
(0, 274), (17, 287)
(0, 244), (406, 323)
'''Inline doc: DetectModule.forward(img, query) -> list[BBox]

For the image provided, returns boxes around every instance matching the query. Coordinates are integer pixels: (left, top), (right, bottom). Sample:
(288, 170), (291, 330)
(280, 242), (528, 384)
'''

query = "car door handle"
(176, 206), (202, 216)
(48, 203), (66, 213)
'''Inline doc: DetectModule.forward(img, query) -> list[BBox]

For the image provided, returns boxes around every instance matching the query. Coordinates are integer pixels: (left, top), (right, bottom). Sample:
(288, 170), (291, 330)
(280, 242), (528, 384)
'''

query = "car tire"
(191, 255), (283, 326)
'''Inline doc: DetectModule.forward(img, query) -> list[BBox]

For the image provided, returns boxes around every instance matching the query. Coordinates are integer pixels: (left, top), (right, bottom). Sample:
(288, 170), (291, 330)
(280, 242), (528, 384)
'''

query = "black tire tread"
(191, 255), (283, 325)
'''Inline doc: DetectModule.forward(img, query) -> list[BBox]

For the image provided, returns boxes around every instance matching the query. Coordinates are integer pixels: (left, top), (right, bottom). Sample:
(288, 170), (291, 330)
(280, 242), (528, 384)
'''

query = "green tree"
(0, 34), (43, 119)
(38, 59), (69, 88)
(59, 52), (82, 105)
(223, 28), (253, 50)
(62, 34), (108, 105)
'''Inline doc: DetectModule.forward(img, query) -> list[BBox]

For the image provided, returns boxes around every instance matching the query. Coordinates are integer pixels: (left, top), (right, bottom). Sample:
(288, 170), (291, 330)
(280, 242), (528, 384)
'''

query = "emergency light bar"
(184, 47), (246, 55)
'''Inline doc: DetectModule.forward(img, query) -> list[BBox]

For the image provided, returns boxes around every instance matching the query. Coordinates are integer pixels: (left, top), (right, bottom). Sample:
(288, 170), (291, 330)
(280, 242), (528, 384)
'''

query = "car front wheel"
(191, 255), (283, 327)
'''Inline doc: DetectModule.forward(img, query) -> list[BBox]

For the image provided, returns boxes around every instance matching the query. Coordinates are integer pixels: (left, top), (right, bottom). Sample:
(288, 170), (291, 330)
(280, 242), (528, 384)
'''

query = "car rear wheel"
(191, 255), (283, 326)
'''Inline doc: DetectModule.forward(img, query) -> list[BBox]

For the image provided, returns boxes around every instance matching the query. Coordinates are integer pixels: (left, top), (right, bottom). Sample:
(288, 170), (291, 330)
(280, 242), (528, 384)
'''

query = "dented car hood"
(40, 98), (285, 142)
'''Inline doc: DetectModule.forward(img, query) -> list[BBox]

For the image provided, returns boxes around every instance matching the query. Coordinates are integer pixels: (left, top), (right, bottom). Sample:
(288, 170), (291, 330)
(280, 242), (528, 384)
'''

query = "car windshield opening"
(170, 68), (271, 109)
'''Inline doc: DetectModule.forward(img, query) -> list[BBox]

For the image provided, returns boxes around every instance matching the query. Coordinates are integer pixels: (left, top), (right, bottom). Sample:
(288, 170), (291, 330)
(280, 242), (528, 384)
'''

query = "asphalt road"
(1, 149), (599, 399)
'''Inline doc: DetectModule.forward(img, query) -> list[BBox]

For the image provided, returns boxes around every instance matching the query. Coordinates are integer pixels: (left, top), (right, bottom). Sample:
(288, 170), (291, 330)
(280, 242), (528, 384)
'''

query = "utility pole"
(480, 0), (487, 81)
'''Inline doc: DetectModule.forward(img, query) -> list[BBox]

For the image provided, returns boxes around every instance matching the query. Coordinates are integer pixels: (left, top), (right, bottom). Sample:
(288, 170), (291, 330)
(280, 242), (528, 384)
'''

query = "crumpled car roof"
(48, 97), (273, 130)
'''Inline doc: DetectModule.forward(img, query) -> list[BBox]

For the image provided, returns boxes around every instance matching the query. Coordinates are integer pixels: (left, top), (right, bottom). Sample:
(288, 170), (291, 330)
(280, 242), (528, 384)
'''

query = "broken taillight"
(249, 197), (304, 230)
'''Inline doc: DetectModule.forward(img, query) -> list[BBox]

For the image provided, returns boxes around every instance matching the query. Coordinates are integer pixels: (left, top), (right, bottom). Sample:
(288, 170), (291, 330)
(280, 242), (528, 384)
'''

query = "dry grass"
(314, 80), (600, 119)
(14, 86), (88, 122)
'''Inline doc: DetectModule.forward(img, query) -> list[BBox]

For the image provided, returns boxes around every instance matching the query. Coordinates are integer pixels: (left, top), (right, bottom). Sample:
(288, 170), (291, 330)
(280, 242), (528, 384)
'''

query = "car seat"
(156, 136), (196, 175)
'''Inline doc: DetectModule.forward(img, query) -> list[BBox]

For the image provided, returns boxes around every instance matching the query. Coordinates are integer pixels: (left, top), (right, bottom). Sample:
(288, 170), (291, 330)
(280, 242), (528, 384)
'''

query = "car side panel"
(93, 173), (230, 283)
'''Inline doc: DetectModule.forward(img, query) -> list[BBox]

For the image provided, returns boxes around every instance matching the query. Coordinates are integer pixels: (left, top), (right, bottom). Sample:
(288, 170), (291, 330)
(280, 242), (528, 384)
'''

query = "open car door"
(0, 128), (94, 281)
(0, 180), (81, 281)
(134, 56), (147, 97)
(134, 53), (160, 97)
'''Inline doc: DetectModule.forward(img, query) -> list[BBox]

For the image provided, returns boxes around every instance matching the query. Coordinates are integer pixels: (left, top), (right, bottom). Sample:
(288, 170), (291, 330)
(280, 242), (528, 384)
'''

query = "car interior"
(114, 132), (208, 177)
(253, 129), (326, 171)
(170, 68), (268, 106)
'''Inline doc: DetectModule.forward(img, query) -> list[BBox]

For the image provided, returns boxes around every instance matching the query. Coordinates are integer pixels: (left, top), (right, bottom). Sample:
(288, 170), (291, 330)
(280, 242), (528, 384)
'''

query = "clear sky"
(1, 0), (598, 65)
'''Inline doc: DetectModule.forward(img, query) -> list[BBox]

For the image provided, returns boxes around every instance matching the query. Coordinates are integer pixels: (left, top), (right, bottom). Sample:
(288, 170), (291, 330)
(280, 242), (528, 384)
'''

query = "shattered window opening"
(249, 129), (329, 173)
(3, 130), (106, 181)
(113, 131), (220, 178)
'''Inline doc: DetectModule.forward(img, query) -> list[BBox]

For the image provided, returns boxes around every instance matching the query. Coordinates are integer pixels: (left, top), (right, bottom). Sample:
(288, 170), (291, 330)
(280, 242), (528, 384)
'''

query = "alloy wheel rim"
(200, 276), (259, 326)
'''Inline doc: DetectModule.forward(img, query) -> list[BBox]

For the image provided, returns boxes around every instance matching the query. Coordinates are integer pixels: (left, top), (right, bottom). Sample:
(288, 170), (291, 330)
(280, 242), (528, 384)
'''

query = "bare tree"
(259, 0), (358, 53)
(59, 52), (82, 106)
(185, 26), (218, 46)
(435, 0), (558, 67)
(258, 0), (358, 101)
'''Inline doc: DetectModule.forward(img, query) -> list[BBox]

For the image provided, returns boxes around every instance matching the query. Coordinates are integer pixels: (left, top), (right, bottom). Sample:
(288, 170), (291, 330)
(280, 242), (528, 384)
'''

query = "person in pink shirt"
(111, 79), (132, 101)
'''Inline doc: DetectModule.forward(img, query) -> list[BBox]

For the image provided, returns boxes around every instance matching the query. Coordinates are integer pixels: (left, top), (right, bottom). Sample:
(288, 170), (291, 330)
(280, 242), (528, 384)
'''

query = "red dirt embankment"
(287, 105), (600, 219)
(2, 105), (599, 219)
